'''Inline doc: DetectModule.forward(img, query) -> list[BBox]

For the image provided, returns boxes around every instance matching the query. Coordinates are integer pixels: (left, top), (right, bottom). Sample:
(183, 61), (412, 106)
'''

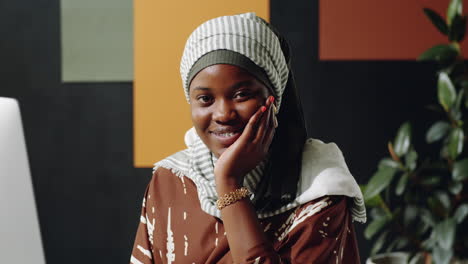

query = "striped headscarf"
(180, 12), (289, 108)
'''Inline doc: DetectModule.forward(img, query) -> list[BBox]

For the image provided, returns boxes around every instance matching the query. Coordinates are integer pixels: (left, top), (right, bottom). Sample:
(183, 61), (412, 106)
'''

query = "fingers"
(239, 102), (267, 142)
(253, 96), (275, 144)
(262, 100), (276, 147)
(273, 104), (278, 128)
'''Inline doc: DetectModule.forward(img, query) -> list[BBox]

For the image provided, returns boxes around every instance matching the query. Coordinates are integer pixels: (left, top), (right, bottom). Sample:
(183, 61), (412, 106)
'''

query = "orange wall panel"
(134, 1), (269, 167)
(320, 0), (468, 60)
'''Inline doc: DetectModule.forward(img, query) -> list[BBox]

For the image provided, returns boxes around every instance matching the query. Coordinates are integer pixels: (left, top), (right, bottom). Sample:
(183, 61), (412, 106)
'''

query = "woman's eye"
(234, 91), (252, 99)
(197, 95), (213, 104)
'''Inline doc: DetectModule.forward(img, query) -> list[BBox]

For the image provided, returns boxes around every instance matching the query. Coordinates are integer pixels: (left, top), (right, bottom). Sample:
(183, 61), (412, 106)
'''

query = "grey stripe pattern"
(153, 134), (269, 219)
(153, 133), (367, 222)
(180, 12), (289, 108)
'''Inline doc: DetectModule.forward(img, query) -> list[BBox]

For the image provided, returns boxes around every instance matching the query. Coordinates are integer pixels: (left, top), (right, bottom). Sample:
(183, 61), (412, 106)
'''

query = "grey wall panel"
(60, 0), (133, 82)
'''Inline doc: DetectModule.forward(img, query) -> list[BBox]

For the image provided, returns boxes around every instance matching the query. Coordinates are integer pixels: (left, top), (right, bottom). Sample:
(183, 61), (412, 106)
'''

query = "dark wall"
(0, 0), (438, 263)
(1, 1), (151, 263)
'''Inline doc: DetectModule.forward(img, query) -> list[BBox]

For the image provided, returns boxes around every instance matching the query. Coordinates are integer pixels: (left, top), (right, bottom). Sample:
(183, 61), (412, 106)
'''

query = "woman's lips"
(210, 131), (242, 146)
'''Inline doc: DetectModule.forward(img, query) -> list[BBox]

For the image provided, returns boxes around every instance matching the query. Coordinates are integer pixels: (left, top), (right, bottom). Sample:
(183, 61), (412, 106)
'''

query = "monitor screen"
(0, 97), (45, 263)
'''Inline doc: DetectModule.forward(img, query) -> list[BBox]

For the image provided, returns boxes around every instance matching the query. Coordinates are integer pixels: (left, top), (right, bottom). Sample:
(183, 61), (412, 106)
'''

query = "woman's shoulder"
(151, 148), (191, 178)
(303, 138), (346, 162)
(294, 195), (348, 218)
(267, 195), (349, 243)
(290, 196), (350, 232)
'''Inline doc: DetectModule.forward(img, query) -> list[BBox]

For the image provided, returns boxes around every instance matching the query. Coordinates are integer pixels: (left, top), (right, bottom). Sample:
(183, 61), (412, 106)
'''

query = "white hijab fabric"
(153, 128), (366, 223)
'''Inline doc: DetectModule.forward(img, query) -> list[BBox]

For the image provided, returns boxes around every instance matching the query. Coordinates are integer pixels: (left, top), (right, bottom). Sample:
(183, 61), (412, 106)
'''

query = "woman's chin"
(213, 147), (227, 158)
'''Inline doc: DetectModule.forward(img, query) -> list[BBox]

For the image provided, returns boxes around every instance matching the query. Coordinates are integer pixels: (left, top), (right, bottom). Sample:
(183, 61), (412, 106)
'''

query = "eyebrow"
(191, 80), (255, 92)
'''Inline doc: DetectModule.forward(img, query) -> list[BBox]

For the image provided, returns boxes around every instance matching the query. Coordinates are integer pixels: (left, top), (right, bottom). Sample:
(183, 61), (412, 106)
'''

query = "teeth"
(216, 132), (236, 137)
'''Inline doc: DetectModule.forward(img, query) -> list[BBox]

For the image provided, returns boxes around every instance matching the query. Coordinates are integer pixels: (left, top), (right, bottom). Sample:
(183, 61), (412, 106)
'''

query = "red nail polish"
(269, 96), (275, 103)
(261, 106), (267, 112)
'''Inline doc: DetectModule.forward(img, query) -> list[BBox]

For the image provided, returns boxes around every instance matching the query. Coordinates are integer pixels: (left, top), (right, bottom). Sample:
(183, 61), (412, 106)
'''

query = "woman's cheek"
(239, 100), (263, 120)
(191, 107), (210, 128)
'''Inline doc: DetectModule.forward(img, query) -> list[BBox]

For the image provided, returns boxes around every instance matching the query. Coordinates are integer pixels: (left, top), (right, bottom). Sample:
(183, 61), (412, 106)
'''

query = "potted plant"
(362, 0), (468, 263)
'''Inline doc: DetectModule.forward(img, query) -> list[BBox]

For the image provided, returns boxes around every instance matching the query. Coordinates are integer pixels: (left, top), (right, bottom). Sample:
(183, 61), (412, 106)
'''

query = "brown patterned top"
(130, 167), (361, 264)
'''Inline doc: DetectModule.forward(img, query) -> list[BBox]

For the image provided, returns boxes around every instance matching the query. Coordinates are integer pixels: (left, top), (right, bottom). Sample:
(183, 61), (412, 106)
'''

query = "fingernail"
(269, 96), (275, 103)
(261, 106), (267, 112)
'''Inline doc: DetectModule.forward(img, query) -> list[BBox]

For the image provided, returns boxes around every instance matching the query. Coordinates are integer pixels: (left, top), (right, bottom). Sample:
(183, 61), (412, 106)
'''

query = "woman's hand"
(214, 95), (278, 194)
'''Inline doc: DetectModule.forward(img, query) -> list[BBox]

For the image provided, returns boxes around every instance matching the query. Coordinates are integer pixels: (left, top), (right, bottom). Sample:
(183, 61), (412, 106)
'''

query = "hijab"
(153, 12), (366, 222)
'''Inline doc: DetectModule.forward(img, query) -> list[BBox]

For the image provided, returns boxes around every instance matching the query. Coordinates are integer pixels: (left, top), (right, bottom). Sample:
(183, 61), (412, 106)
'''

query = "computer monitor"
(0, 97), (45, 263)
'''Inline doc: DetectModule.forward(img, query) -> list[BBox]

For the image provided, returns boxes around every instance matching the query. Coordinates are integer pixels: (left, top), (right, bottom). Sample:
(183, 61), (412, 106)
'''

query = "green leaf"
(455, 88), (465, 111)
(403, 205), (418, 227)
(396, 172), (410, 196)
(394, 122), (412, 157)
(417, 44), (459, 62)
(409, 252), (424, 264)
(371, 230), (388, 255)
(454, 204), (468, 223)
(434, 218), (456, 250)
(449, 181), (463, 195)
(447, 0), (463, 25)
(435, 191), (451, 211)
(385, 239), (399, 253)
(364, 167), (398, 200)
(453, 158), (468, 181)
(428, 195), (449, 217)
(364, 216), (390, 239)
(448, 128), (464, 159)
(361, 185), (384, 207)
(432, 245), (453, 264)
(416, 219), (431, 236)
(420, 208), (436, 227)
(452, 88), (465, 120)
(378, 157), (400, 169)
(370, 207), (387, 219)
(405, 149), (418, 170)
(422, 234), (437, 249)
(449, 15), (467, 41)
(395, 237), (409, 250)
(423, 8), (449, 35)
(426, 121), (451, 143)
(420, 175), (441, 186)
(438, 72), (457, 111)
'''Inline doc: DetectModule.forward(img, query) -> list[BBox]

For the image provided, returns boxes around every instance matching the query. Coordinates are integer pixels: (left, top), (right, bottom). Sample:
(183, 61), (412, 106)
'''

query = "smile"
(213, 132), (238, 137)
(210, 130), (242, 145)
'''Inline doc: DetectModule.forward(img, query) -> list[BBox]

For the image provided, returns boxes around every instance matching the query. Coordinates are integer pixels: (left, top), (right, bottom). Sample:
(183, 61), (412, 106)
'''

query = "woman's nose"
(212, 100), (237, 124)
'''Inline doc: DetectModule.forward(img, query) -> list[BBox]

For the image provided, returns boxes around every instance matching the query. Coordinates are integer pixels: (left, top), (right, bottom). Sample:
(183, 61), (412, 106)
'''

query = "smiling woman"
(130, 12), (366, 264)
(189, 64), (272, 158)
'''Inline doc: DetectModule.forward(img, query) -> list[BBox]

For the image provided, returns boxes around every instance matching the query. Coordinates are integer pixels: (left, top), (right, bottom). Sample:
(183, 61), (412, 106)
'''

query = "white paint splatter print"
(184, 235), (188, 256)
(130, 255), (144, 264)
(146, 213), (155, 246)
(253, 256), (261, 264)
(180, 176), (187, 194)
(166, 207), (175, 263)
(137, 245), (152, 259)
(277, 197), (331, 241)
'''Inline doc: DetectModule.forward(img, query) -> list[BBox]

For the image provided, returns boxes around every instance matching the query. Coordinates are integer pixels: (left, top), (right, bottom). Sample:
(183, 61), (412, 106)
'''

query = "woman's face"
(189, 64), (272, 158)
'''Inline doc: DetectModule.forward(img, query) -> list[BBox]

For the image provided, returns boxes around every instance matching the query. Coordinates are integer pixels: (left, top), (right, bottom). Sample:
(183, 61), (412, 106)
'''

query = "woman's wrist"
(215, 176), (242, 196)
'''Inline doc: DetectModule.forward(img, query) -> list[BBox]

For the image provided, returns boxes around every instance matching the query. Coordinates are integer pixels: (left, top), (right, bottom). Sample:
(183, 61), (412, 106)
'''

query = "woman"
(131, 13), (366, 264)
